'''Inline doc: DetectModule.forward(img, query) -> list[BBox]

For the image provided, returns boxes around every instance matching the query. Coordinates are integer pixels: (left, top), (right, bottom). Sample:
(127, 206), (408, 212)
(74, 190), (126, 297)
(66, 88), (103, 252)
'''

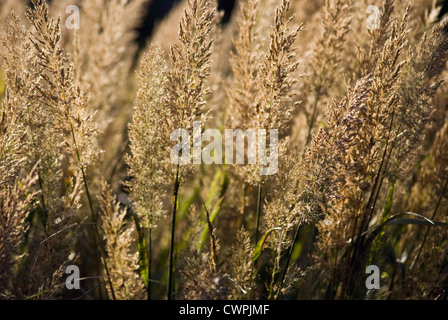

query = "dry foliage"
(1, 0), (448, 300)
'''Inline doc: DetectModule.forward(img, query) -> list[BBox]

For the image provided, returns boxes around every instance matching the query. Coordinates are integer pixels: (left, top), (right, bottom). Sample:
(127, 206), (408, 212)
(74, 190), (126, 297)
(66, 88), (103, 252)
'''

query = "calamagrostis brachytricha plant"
(306, 5), (448, 299)
(1, 0), (448, 301)
(1, 0), (101, 298)
(127, 0), (216, 300)
(226, 1), (301, 267)
(98, 182), (145, 300)
(295, 0), (353, 149)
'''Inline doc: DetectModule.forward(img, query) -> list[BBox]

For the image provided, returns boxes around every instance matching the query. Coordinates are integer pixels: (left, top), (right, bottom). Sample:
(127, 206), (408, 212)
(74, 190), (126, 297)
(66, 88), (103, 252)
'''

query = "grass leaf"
(198, 196), (225, 250)
(133, 216), (149, 289)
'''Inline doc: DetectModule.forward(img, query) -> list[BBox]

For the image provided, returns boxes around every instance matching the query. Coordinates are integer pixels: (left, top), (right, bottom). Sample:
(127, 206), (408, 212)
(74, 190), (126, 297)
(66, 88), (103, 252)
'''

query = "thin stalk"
(204, 203), (218, 273)
(147, 227), (152, 300)
(254, 185), (263, 244)
(81, 161), (116, 300)
(340, 214), (359, 298)
(365, 122), (399, 233)
(168, 164), (180, 300)
(30, 137), (47, 230)
(107, 138), (130, 183)
(242, 184), (247, 227)
(330, 245), (340, 299)
(304, 97), (320, 152)
(359, 109), (396, 244)
(268, 229), (285, 300)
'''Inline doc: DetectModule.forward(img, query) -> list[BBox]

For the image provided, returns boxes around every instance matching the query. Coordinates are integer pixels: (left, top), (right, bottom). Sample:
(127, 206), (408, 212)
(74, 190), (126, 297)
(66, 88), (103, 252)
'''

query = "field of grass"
(1, 0), (448, 300)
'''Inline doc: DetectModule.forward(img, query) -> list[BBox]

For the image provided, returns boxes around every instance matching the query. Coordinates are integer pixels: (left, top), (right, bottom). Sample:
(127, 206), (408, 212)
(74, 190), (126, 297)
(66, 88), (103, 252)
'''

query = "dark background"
(136, 0), (236, 48)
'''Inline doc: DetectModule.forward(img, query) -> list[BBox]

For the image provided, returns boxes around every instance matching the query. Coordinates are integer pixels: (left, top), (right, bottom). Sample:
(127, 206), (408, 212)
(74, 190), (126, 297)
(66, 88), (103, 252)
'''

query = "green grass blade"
(363, 212), (447, 242)
(198, 196), (225, 250)
(253, 227), (282, 264)
(197, 169), (229, 250)
(385, 218), (448, 227)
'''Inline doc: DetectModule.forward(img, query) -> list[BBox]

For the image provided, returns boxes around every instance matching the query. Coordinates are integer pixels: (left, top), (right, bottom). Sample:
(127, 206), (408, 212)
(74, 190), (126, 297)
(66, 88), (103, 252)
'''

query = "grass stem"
(254, 185), (263, 244)
(168, 164), (180, 300)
